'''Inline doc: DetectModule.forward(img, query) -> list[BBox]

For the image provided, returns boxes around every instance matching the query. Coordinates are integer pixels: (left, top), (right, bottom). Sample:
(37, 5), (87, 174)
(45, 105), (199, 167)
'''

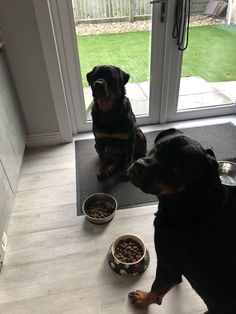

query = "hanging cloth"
(172, 0), (191, 51)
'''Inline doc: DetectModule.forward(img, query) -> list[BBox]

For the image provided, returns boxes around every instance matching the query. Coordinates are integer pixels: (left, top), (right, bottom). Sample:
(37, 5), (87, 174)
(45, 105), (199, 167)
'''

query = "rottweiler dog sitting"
(86, 65), (146, 180)
(128, 128), (236, 314)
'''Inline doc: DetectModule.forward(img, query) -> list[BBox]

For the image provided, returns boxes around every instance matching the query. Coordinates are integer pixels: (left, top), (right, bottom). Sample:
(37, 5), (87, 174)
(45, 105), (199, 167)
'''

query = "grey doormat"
(75, 123), (236, 215)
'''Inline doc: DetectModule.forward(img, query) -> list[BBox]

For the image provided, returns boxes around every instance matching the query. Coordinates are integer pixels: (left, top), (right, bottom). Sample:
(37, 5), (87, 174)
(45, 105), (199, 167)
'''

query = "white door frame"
(32, 0), (73, 142)
(33, 0), (236, 136)
(162, 1), (236, 122)
(43, 0), (171, 133)
(47, 0), (90, 133)
(32, 0), (184, 134)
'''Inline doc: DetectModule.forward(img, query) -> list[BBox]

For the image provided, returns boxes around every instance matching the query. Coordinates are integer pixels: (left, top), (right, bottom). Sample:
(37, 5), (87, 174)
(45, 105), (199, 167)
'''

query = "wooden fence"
(72, 0), (210, 23)
(72, 0), (151, 23)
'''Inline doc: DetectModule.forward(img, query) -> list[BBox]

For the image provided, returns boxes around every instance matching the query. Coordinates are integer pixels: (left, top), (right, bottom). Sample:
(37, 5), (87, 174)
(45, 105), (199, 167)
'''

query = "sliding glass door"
(48, 0), (236, 133)
(164, 0), (236, 122)
(69, 0), (168, 131)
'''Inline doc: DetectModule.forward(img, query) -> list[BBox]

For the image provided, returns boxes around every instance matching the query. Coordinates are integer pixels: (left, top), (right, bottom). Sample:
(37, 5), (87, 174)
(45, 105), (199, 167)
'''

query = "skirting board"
(26, 132), (61, 147)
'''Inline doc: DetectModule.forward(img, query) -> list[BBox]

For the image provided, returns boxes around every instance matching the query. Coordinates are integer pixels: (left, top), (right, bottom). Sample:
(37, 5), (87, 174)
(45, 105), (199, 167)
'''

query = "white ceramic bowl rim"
(218, 161), (236, 165)
(111, 234), (147, 265)
(218, 160), (236, 186)
(82, 193), (118, 220)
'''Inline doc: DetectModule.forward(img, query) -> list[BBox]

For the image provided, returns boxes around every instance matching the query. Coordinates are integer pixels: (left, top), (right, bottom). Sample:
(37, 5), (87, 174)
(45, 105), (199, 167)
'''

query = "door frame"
(47, 0), (92, 133)
(32, 0), (73, 141)
(33, 0), (236, 135)
(162, 0), (236, 122)
(40, 0), (172, 133)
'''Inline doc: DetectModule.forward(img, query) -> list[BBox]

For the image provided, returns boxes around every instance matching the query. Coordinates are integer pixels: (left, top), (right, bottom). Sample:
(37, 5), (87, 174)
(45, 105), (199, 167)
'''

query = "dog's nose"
(92, 80), (107, 98)
(93, 80), (105, 90)
(132, 159), (146, 175)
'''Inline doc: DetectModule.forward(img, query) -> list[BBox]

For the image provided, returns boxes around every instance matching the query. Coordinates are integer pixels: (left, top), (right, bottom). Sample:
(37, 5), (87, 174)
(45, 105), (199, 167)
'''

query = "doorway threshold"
(82, 76), (236, 119)
(75, 114), (236, 141)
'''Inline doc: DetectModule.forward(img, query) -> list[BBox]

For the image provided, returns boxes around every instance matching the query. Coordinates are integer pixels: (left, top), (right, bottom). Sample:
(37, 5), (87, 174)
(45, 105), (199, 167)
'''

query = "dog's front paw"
(129, 290), (161, 308)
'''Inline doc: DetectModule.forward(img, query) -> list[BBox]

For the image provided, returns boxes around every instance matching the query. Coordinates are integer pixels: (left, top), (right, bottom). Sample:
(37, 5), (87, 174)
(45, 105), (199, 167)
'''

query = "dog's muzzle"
(92, 79), (108, 98)
(128, 159), (147, 186)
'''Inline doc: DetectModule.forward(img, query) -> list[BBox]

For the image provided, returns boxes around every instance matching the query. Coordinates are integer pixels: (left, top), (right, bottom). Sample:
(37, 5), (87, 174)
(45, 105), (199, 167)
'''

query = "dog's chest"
(155, 211), (233, 275)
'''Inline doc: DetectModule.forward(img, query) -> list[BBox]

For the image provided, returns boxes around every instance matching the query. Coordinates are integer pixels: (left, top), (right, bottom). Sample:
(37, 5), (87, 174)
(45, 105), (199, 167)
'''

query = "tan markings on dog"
(148, 183), (185, 197)
(94, 132), (111, 139)
(158, 184), (185, 197)
(111, 132), (130, 140)
(97, 159), (106, 179)
(97, 98), (114, 112)
(94, 132), (130, 141)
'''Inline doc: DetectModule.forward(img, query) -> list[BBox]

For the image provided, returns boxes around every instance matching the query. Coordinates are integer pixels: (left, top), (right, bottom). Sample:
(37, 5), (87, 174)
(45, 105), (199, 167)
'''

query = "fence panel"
(72, 0), (209, 23)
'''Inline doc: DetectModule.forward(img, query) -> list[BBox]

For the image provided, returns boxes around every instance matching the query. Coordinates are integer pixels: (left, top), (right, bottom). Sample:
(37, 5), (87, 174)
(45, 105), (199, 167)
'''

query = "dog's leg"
(96, 154), (108, 180)
(134, 128), (147, 160)
(124, 128), (147, 177)
(123, 135), (136, 179)
(129, 280), (181, 309)
(129, 247), (182, 309)
(129, 290), (163, 308)
(107, 158), (122, 175)
(124, 146), (134, 179)
(95, 140), (108, 181)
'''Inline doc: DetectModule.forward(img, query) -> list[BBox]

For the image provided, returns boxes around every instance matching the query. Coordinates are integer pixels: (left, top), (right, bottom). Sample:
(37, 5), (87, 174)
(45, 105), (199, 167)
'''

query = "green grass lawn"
(77, 25), (236, 86)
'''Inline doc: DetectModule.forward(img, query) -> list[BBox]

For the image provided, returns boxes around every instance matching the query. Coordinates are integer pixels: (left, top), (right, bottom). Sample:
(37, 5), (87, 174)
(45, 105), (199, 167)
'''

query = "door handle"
(150, 0), (166, 23)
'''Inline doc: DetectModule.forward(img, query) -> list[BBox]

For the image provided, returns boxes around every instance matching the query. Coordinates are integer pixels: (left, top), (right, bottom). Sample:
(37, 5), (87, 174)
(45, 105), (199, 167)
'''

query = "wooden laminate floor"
(0, 137), (208, 314)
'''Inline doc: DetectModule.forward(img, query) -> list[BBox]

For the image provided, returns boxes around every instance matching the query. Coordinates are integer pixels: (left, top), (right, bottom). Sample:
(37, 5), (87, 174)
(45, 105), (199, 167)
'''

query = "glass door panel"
(165, 1), (236, 122)
(70, 0), (165, 131)
(179, 22), (236, 111)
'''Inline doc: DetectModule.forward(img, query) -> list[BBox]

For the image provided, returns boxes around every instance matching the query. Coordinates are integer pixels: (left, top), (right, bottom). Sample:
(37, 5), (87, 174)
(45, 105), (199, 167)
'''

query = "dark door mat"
(75, 123), (236, 215)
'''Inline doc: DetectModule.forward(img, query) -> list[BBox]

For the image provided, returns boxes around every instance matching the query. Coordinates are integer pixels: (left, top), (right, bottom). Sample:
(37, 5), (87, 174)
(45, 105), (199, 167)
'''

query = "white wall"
(0, 50), (25, 264)
(0, 0), (59, 135)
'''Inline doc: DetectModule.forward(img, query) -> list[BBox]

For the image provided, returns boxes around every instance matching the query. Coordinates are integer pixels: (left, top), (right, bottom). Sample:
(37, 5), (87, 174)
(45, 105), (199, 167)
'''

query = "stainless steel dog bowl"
(107, 234), (150, 277)
(218, 161), (236, 186)
(82, 193), (117, 224)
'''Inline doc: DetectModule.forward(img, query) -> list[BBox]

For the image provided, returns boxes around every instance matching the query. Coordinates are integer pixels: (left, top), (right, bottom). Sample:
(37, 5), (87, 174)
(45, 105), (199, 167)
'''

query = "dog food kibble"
(86, 201), (114, 219)
(114, 238), (144, 263)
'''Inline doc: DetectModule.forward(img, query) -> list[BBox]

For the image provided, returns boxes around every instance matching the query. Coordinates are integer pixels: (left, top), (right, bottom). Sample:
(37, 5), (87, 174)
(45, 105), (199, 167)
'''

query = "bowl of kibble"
(108, 234), (150, 277)
(82, 193), (118, 224)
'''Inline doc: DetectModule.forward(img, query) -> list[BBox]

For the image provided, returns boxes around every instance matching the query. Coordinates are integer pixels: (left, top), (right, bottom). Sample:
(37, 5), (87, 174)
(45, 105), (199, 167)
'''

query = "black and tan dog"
(128, 128), (236, 314)
(87, 65), (146, 180)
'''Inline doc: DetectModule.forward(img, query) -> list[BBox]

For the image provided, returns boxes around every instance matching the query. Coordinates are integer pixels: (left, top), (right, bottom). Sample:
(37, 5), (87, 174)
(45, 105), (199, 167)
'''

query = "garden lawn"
(77, 25), (236, 86)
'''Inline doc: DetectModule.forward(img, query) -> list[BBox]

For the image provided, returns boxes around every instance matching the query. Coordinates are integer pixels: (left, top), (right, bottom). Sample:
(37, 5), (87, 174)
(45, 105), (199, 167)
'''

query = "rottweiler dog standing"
(128, 128), (236, 314)
(86, 65), (146, 180)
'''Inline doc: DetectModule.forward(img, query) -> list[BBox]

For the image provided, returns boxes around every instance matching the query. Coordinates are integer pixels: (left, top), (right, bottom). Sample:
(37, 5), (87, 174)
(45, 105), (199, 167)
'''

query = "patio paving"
(178, 77), (234, 110)
(83, 77), (236, 119)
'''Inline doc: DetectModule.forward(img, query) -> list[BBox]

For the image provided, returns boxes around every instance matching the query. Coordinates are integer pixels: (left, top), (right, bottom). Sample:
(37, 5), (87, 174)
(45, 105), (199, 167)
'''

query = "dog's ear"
(205, 148), (216, 158)
(205, 148), (219, 177)
(119, 69), (130, 86)
(86, 66), (97, 85)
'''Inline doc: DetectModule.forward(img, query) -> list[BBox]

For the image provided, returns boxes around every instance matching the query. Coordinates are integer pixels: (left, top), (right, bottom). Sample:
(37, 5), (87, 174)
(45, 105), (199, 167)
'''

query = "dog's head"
(128, 128), (220, 197)
(86, 65), (130, 111)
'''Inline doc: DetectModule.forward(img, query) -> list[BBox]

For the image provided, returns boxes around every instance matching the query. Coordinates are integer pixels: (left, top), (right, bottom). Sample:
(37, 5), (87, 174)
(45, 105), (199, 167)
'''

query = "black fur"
(128, 128), (236, 314)
(87, 65), (146, 180)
